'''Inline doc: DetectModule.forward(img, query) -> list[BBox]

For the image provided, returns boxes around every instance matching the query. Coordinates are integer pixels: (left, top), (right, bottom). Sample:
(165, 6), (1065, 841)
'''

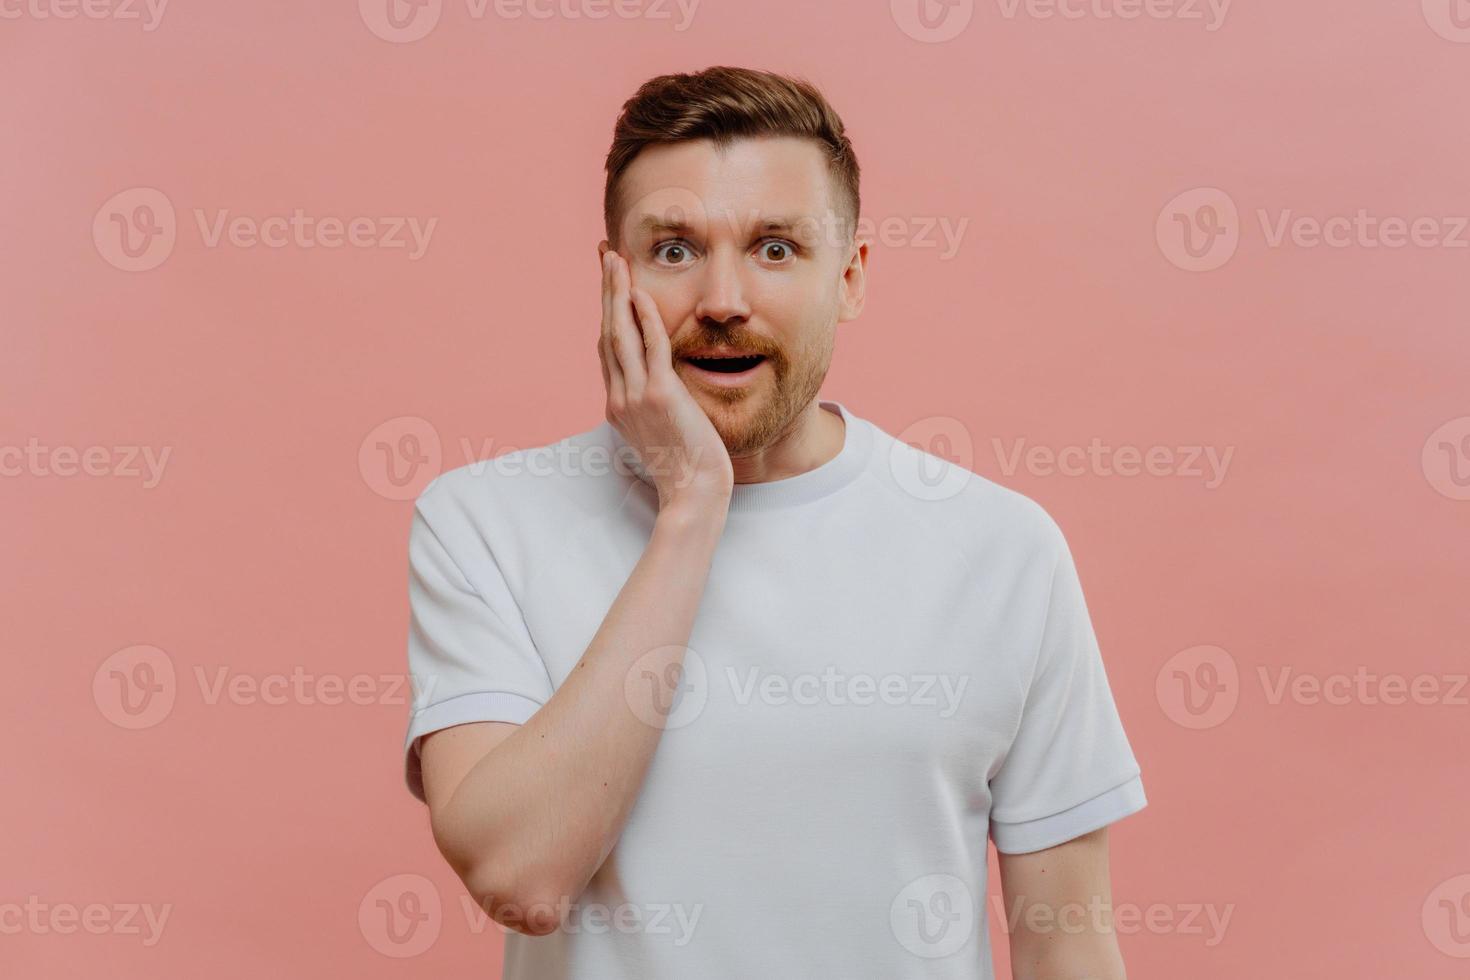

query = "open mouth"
(682, 354), (766, 373)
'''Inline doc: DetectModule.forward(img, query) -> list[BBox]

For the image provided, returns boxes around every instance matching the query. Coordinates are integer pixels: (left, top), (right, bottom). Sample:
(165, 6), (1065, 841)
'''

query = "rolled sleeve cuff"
(403, 691), (545, 803)
(989, 774), (1148, 854)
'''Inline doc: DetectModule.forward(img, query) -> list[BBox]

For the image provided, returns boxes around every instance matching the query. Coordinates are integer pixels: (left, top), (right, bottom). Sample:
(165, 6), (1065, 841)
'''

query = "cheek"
(642, 284), (693, 335)
(626, 264), (687, 328)
(748, 271), (830, 316)
(755, 272), (838, 336)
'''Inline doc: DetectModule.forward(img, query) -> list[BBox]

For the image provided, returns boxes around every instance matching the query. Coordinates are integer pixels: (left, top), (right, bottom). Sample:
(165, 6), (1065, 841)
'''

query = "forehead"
(618, 136), (836, 236)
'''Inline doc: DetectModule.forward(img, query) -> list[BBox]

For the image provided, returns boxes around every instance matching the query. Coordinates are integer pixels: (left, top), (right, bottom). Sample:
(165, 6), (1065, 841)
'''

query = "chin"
(703, 395), (785, 456)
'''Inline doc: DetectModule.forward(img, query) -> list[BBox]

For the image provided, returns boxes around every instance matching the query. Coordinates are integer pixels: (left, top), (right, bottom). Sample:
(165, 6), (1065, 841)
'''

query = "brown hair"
(603, 66), (861, 248)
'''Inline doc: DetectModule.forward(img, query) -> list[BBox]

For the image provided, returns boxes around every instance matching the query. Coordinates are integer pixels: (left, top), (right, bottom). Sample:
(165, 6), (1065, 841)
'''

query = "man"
(402, 65), (1147, 979)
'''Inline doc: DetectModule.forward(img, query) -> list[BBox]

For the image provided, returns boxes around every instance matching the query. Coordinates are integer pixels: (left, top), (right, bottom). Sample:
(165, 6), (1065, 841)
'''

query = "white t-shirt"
(402, 398), (1147, 978)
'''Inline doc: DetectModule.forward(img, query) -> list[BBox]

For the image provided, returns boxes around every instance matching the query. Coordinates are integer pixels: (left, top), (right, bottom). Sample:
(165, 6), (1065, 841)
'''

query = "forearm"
(1011, 953), (1127, 980)
(1009, 927), (1127, 980)
(433, 501), (727, 921)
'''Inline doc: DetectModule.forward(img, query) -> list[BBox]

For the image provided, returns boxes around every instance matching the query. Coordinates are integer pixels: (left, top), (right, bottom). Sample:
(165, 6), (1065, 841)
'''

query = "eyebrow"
(633, 212), (820, 241)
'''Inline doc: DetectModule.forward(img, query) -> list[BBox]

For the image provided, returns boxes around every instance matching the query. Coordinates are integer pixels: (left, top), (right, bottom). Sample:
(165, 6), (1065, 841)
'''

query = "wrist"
(654, 496), (729, 536)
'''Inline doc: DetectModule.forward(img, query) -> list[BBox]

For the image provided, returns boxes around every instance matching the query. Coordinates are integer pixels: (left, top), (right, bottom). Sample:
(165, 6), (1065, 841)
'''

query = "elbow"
(428, 809), (584, 937)
(462, 861), (573, 938)
(428, 815), (559, 936)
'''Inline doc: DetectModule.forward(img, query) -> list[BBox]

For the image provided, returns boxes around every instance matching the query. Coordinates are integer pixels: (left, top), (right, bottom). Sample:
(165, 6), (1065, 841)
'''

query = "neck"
(729, 401), (845, 485)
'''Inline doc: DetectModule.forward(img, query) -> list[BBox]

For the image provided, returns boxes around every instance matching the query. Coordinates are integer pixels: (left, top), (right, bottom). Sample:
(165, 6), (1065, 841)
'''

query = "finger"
(597, 328), (612, 393)
(630, 286), (673, 377)
(609, 252), (648, 395)
(601, 251), (625, 405)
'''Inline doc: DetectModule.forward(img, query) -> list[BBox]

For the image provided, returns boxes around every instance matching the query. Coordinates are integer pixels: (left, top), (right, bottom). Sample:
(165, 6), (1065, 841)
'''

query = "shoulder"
(864, 418), (1070, 568)
(406, 419), (642, 587)
(413, 419), (628, 523)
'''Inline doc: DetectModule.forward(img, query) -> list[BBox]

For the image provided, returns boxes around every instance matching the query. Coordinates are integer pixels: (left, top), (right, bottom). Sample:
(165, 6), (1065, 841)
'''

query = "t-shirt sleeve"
(987, 523), (1147, 854)
(402, 491), (554, 803)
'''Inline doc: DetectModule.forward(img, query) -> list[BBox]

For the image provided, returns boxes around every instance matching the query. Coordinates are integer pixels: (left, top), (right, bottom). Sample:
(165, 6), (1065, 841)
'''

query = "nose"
(692, 247), (751, 327)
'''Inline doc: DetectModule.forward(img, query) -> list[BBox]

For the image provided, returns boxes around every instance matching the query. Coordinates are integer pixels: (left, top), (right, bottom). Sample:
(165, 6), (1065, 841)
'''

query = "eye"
(758, 239), (798, 263)
(651, 239), (798, 266)
(651, 240), (695, 266)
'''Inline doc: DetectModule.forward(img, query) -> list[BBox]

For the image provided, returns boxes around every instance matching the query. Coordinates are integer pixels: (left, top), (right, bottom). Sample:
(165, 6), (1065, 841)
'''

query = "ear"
(837, 239), (869, 322)
(598, 239), (609, 267)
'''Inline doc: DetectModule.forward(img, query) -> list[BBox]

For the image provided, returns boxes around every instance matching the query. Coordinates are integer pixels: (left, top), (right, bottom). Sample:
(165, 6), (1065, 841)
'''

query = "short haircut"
(603, 66), (861, 248)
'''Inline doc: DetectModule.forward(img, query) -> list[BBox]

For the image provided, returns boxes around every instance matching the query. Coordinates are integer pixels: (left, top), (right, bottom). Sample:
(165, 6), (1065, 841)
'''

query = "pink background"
(5, 0), (1469, 975)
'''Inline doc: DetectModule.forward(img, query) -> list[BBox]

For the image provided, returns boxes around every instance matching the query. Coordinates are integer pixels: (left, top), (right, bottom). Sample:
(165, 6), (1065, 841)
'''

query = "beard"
(680, 329), (834, 458)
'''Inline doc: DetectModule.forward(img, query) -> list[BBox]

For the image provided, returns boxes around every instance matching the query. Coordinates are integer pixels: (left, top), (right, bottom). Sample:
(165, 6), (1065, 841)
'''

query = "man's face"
(606, 136), (866, 457)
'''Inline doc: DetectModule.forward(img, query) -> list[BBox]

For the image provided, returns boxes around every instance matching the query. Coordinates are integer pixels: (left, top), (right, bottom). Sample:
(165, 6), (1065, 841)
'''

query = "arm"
(420, 501), (726, 937)
(417, 246), (734, 938)
(997, 828), (1129, 980)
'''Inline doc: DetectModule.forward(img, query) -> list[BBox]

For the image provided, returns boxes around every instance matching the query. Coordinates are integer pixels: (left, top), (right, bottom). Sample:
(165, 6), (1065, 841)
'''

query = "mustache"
(670, 330), (780, 361)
